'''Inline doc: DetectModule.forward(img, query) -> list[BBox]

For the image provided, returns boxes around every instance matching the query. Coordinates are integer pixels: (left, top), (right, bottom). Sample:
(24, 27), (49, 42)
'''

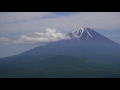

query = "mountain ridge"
(17, 27), (120, 60)
(0, 27), (120, 58)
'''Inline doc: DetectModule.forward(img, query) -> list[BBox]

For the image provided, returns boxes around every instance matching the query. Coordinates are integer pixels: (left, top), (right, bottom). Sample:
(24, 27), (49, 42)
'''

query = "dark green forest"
(0, 55), (120, 78)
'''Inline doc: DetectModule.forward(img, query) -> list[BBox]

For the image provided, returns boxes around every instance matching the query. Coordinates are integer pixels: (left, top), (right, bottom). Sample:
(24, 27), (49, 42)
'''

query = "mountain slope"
(19, 27), (120, 59)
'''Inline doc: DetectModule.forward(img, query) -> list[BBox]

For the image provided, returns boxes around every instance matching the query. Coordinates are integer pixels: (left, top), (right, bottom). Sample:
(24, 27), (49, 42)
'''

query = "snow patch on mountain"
(67, 27), (94, 39)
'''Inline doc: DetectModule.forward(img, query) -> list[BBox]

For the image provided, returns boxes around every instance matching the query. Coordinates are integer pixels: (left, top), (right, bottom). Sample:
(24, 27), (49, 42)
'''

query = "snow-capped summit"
(71, 27), (93, 34)
(67, 27), (117, 44)
(67, 27), (94, 40)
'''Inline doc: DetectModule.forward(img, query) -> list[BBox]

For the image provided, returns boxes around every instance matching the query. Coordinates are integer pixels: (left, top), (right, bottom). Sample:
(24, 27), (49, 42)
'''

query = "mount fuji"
(68, 27), (97, 39)
(17, 27), (120, 58)
(0, 27), (120, 78)
(67, 27), (118, 44)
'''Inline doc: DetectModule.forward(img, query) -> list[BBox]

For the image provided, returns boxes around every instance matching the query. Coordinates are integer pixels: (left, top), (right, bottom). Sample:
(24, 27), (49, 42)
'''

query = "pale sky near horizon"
(0, 12), (120, 58)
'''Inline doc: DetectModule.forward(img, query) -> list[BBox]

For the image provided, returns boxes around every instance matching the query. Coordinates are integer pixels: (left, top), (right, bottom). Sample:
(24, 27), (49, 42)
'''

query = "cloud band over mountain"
(0, 28), (71, 44)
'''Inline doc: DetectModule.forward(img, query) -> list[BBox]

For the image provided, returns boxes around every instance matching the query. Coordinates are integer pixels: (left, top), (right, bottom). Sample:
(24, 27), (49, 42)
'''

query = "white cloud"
(0, 28), (71, 44)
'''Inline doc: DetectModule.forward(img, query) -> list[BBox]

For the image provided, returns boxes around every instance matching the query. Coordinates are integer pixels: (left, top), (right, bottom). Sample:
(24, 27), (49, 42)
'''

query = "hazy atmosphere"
(0, 12), (120, 78)
(0, 12), (120, 58)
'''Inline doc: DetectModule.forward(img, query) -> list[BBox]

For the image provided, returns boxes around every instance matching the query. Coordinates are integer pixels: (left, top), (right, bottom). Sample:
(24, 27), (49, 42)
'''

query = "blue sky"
(0, 12), (120, 58)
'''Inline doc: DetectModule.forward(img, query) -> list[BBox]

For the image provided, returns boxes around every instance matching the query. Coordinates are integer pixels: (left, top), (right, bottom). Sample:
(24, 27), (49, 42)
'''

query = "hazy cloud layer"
(0, 12), (55, 23)
(0, 12), (120, 34)
(0, 28), (71, 44)
(0, 37), (12, 44)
